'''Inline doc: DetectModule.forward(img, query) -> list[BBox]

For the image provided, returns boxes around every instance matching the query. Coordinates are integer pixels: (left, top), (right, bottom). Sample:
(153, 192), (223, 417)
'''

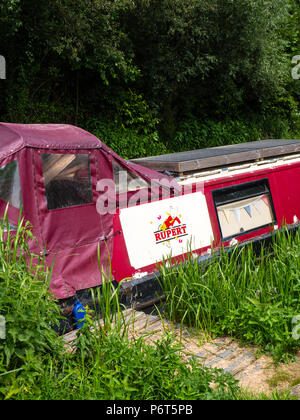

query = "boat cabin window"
(0, 219), (18, 232)
(212, 179), (276, 241)
(112, 161), (149, 194)
(41, 153), (93, 210)
(0, 160), (22, 209)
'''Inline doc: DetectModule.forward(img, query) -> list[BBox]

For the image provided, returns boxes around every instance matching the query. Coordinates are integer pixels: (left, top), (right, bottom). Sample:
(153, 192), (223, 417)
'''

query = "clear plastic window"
(113, 161), (149, 194)
(0, 219), (18, 232)
(41, 153), (93, 210)
(0, 160), (22, 209)
(213, 180), (275, 240)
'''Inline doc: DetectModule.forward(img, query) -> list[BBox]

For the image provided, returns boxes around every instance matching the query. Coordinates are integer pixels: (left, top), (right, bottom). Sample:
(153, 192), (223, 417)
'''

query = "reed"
(0, 213), (297, 399)
(159, 227), (300, 361)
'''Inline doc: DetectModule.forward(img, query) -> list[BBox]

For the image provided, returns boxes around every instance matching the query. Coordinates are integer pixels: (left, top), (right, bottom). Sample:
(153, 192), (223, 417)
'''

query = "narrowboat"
(0, 123), (299, 330)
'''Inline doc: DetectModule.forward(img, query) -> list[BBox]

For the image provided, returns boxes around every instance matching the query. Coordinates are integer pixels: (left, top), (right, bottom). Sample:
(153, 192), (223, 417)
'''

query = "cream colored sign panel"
(119, 192), (214, 269)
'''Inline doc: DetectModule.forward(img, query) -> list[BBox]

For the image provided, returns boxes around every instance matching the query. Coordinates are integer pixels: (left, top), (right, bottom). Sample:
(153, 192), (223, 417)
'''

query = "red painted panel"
(113, 160), (300, 282)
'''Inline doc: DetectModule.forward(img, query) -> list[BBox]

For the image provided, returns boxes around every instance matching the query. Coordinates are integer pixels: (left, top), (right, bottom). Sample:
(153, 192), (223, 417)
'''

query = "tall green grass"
(0, 209), (63, 391)
(0, 213), (245, 400)
(1, 210), (299, 401)
(1, 211), (297, 399)
(159, 228), (300, 362)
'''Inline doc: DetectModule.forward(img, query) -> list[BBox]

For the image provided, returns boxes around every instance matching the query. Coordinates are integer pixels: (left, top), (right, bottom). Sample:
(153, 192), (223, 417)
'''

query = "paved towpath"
(64, 309), (300, 397)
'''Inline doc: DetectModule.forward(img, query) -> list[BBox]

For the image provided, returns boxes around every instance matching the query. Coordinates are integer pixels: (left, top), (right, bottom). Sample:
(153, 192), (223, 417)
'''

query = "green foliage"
(13, 331), (241, 400)
(116, 90), (160, 134)
(87, 120), (167, 160)
(84, 112), (300, 160)
(0, 216), (236, 400)
(216, 301), (299, 362)
(0, 212), (63, 397)
(172, 117), (262, 151)
(85, 88), (166, 160)
(73, 333), (240, 400)
(171, 113), (300, 153)
(159, 228), (300, 362)
(121, 0), (218, 112)
(0, 217), (298, 400)
(0, 217), (241, 400)
(121, 0), (292, 122)
(0, 0), (298, 140)
(44, 0), (139, 83)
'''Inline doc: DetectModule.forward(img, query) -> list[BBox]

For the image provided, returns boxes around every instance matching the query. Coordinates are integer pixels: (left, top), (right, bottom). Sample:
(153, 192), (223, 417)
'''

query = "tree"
(0, 0), (297, 134)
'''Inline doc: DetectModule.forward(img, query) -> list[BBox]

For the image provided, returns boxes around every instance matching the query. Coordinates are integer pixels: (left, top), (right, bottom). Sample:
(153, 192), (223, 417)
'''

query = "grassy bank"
(1, 216), (297, 400)
(0, 216), (242, 400)
(159, 227), (300, 362)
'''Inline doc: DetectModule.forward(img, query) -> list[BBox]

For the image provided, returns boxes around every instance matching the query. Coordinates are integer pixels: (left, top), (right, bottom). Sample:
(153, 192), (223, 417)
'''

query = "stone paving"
(63, 308), (300, 397)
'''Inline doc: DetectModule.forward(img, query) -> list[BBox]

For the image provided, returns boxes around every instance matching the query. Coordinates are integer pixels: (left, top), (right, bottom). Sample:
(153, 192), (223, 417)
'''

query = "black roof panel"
(131, 139), (300, 174)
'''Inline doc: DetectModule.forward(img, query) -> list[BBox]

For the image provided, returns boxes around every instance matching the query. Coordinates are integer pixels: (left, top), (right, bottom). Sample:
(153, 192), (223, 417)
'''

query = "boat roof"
(131, 139), (300, 175)
(0, 123), (102, 159)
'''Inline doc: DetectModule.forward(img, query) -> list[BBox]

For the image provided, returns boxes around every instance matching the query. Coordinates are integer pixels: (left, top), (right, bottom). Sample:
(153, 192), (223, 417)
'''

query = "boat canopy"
(0, 123), (175, 298)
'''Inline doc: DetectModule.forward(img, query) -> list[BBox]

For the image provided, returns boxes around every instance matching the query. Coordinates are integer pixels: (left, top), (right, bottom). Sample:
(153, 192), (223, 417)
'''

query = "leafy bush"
(215, 301), (299, 361)
(170, 114), (300, 153)
(83, 112), (300, 161)
(17, 319), (240, 400)
(1, 0), (298, 144)
(65, 332), (240, 400)
(87, 120), (167, 160)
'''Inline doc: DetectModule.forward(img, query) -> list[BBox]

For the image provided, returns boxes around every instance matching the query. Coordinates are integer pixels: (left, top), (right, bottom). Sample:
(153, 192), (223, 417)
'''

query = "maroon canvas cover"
(0, 123), (177, 299)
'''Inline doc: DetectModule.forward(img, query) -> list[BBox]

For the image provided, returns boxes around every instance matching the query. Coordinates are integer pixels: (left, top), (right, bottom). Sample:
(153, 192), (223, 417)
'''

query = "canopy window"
(0, 159), (22, 209)
(41, 153), (93, 210)
(0, 219), (18, 231)
(112, 161), (150, 194)
(212, 179), (276, 241)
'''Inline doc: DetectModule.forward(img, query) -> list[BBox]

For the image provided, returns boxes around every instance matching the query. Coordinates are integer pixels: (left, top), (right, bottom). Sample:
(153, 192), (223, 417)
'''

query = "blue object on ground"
(73, 299), (86, 329)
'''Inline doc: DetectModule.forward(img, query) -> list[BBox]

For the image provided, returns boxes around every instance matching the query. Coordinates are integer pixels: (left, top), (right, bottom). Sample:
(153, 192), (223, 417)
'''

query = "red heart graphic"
(157, 216), (161, 220)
